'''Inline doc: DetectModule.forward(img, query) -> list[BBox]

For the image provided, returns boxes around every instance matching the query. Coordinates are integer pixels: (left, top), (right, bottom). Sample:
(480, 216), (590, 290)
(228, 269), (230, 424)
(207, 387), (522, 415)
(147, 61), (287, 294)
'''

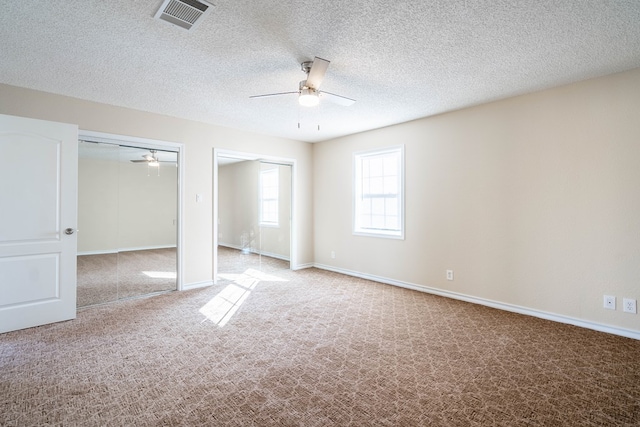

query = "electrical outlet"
(446, 270), (454, 281)
(330, 251), (336, 259)
(623, 298), (637, 314)
(603, 295), (616, 310)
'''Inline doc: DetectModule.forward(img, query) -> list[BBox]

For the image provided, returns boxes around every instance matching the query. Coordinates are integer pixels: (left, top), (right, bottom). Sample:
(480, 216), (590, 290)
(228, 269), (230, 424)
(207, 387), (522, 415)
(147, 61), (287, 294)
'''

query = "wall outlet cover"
(623, 298), (637, 314)
(446, 270), (454, 281)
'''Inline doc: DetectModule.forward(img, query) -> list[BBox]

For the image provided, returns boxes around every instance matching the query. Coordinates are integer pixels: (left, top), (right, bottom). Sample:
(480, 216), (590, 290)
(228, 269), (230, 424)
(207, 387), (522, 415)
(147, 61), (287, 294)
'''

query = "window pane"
(369, 158), (383, 177)
(372, 198), (385, 215)
(383, 156), (397, 176)
(370, 177), (384, 194)
(386, 215), (398, 230)
(361, 198), (372, 214)
(385, 198), (398, 216)
(362, 158), (370, 177)
(383, 176), (397, 194)
(372, 214), (385, 228)
(362, 177), (370, 195)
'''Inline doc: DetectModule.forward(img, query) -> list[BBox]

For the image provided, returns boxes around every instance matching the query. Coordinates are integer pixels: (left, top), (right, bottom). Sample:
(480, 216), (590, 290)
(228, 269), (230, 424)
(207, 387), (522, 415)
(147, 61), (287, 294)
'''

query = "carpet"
(1, 262), (638, 426)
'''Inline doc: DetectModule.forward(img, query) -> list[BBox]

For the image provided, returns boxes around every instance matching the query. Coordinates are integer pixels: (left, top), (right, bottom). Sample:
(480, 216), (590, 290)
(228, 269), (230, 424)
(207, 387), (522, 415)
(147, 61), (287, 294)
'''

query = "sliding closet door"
(116, 146), (178, 299)
(77, 142), (119, 306)
(77, 142), (178, 306)
(217, 157), (291, 275)
(217, 159), (261, 273)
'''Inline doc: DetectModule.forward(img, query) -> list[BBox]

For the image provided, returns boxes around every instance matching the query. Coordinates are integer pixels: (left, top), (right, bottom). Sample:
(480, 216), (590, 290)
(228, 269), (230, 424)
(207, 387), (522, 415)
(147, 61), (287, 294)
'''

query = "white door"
(0, 114), (78, 333)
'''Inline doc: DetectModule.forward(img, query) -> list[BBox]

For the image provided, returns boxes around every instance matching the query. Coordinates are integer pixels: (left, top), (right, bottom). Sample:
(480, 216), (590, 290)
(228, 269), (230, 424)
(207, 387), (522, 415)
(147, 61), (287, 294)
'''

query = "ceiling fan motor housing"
(301, 61), (313, 74)
(299, 80), (311, 91)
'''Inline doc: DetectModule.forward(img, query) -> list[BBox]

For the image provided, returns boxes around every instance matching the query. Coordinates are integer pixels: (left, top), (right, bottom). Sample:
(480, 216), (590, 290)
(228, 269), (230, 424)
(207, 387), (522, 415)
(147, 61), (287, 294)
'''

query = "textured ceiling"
(2, 1), (640, 143)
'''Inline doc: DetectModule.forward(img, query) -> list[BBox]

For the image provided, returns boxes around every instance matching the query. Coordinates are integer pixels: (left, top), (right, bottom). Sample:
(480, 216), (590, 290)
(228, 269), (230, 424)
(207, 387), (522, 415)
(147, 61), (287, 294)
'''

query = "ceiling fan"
(250, 57), (356, 107)
(130, 150), (175, 166)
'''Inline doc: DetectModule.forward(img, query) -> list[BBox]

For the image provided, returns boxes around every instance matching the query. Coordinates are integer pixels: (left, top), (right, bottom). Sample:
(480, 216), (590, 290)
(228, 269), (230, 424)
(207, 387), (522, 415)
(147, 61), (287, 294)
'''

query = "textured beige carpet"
(1, 258), (639, 425)
(77, 248), (177, 307)
(218, 245), (290, 274)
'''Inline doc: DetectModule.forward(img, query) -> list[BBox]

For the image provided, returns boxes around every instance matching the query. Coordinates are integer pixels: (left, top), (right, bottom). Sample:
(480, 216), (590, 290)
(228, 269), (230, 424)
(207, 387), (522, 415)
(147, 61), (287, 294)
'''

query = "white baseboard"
(218, 243), (290, 262)
(182, 280), (214, 291)
(293, 262), (315, 270)
(314, 263), (640, 341)
(78, 245), (177, 256)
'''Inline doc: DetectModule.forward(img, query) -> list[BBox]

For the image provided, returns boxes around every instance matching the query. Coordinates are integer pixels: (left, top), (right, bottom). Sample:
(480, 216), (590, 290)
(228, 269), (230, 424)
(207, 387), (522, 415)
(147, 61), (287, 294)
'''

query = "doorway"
(77, 131), (183, 306)
(214, 150), (295, 282)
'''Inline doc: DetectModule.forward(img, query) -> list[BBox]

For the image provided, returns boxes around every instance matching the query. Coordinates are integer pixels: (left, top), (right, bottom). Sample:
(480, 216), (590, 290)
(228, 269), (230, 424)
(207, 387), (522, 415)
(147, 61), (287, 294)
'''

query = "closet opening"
(213, 149), (296, 283)
(77, 132), (183, 307)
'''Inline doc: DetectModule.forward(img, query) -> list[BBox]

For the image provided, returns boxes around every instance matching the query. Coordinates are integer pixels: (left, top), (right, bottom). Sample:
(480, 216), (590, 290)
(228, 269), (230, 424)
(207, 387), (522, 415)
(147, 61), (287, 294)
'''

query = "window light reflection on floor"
(142, 271), (177, 279)
(200, 268), (288, 327)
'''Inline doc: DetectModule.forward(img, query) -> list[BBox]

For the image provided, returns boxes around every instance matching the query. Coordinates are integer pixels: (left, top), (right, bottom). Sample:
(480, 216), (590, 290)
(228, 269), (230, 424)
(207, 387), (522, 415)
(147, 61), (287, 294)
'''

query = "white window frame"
(353, 145), (405, 239)
(259, 167), (279, 227)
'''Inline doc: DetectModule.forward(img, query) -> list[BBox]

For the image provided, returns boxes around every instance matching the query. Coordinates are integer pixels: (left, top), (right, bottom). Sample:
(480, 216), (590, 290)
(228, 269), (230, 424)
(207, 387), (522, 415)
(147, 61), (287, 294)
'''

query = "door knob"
(64, 228), (75, 235)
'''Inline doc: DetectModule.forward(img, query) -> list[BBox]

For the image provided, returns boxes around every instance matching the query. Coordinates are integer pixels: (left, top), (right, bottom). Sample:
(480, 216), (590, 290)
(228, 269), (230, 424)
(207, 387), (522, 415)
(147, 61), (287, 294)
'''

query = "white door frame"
(213, 148), (297, 284)
(79, 130), (185, 290)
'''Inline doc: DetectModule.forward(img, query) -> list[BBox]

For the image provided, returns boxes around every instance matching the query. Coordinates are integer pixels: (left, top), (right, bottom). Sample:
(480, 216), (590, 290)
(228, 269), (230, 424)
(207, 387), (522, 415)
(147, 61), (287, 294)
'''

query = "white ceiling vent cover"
(154, 0), (212, 31)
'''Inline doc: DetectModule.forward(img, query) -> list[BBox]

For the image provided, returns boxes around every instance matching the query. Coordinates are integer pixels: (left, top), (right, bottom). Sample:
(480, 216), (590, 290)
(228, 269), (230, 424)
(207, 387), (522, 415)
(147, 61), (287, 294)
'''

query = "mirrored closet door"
(217, 157), (291, 275)
(77, 141), (178, 307)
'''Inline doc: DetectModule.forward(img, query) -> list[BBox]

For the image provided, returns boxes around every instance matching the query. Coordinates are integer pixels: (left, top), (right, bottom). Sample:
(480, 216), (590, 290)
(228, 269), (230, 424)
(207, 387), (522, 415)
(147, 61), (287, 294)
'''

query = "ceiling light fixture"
(299, 88), (320, 107)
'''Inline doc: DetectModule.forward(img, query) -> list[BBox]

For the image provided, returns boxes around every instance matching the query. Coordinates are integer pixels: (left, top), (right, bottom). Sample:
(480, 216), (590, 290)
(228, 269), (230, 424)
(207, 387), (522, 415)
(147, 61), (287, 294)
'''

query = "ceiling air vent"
(154, 0), (212, 31)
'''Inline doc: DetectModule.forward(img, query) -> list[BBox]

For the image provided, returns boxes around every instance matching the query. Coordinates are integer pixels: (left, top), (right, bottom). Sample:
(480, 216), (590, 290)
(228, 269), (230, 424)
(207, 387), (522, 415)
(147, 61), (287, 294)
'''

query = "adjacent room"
(1, 1), (639, 425)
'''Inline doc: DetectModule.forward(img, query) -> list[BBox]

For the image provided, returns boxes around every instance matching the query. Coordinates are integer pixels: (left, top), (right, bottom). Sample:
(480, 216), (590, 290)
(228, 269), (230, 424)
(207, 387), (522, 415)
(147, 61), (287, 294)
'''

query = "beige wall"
(3, 67), (639, 335)
(218, 161), (291, 259)
(313, 68), (640, 334)
(0, 83), (313, 287)
(78, 156), (177, 254)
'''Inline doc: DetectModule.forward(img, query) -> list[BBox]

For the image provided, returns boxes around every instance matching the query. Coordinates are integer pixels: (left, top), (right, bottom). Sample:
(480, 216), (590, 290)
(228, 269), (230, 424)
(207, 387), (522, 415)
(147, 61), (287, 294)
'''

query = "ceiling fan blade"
(319, 90), (356, 106)
(250, 91), (298, 99)
(130, 160), (150, 163)
(305, 57), (329, 90)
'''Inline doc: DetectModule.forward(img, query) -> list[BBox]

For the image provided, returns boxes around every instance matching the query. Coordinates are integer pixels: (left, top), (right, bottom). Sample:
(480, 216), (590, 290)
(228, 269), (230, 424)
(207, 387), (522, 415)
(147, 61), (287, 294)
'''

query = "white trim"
(218, 243), (290, 261)
(293, 262), (314, 270)
(213, 148), (297, 284)
(182, 280), (214, 291)
(313, 263), (640, 341)
(78, 130), (185, 291)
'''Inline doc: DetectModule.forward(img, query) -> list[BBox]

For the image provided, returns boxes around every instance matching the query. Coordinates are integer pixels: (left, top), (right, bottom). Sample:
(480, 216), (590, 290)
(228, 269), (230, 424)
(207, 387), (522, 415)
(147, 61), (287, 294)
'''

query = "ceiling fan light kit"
(250, 56), (355, 109)
(298, 88), (320, 107)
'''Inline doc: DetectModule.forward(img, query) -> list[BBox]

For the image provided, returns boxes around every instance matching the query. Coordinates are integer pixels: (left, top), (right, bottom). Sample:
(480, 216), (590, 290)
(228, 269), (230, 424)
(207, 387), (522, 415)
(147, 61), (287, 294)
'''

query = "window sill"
(353, 229), (404, 240)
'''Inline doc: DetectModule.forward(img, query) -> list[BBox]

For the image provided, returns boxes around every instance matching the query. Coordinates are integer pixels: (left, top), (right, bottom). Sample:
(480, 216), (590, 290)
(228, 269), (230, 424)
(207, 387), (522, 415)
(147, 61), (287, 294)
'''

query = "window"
(353, 146), (404, 239)
(260, 168), (279, 226)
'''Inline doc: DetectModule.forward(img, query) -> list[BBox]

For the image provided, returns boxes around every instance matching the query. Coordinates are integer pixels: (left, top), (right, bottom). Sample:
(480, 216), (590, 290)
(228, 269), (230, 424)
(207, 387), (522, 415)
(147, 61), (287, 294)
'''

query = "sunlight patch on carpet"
(200, 268), (288, 327)
(142, 270), (177, 279)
